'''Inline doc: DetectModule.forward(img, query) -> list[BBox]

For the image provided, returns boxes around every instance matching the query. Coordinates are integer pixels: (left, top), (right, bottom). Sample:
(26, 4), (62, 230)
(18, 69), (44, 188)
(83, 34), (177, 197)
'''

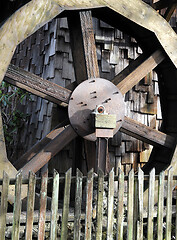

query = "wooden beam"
(68, 10), (99, 84)
(5, 64), (71, 106)
(153, 0), (177, 10)
(19, 125), (77, 178)
(68, 11), (99, 171)
(112, 50), (165, 95)
(120, 116), (175, 148)
(164, 3), (177, 22)
(14, 120), (69, 169)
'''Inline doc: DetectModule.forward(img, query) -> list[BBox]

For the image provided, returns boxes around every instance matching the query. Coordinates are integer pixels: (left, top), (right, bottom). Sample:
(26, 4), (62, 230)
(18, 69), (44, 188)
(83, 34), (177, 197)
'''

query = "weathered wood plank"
(68, 10), (99, 171)
(147, 168), (155, 240)
(74, 169), (83, 240)
(85, 169), (93, 240)
(14, 120), (69, 169)
(96, 169), (104, 240)
(12, 172), (22, 240)
(61, 168), (72, 240)
(25, 171), (36, 240)
(120, 116), (175, 148)
(113, 50), (165, 94)
(164, 3), (177, 21)
(0, 171), (10, 240)
(107, 168), (114, 240)
(137, 168), (144, 240)
(153, 0), (177, 10)
(20, 125), (77, 177)
(116, 168), (124, 240)
(38, 170), (48, 240)
(68, 11), (99, 84)
(127, 169), (134, 240)
(157, 171), (165, 240)
(5, 64), (71, 106)
(166, 167), (173, 240)
(50, 170), (59, 240)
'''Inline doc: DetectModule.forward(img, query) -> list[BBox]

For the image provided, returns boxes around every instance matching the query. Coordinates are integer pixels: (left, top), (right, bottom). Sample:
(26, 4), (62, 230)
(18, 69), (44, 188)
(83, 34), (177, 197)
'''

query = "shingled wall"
(9, 8), (177, 175)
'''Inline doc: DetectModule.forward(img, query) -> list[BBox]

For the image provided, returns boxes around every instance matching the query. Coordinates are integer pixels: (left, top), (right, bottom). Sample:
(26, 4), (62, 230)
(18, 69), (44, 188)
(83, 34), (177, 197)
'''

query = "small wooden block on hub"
(96, 128), (114, 138)
(95, 114), (116, 129)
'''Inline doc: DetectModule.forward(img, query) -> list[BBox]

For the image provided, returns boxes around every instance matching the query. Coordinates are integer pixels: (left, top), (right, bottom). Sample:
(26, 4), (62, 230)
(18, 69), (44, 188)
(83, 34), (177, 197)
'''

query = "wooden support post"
(96, 138), (109, 173)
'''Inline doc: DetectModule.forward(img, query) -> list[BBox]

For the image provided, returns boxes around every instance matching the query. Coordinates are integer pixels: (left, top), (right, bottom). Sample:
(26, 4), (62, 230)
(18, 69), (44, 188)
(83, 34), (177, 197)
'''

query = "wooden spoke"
(14, 120), (69, 169)
(164, 3), (177, 22)
(19, 125), (77, 177)
(68, 10), (100, 171)
(112, 49), (165, 94)
(68, 10), (99, 84)
(120, 116), (175, 148)
(152, 0), (177, 10)
(5, 64), (71, 107)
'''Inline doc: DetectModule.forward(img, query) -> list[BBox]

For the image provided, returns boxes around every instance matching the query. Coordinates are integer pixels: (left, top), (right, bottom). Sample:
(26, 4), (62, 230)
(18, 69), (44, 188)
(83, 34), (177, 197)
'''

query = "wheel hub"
(68, 78), (125, 141)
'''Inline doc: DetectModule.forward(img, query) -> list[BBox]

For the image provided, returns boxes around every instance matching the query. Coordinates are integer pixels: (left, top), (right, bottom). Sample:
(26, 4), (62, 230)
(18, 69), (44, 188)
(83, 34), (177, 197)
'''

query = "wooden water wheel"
(0, 0), (177, 200)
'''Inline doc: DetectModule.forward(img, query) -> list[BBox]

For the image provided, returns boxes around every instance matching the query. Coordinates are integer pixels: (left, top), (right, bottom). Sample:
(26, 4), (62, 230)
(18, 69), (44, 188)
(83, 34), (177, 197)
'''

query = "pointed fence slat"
(61, 168), (72, 240)
(0, 171), (10, 240)
(85, 169), (93, 240)
(166, 167), (173, 240)
(147, 168), (155, 240)
(25, 171), (36, 240)
(38, 170), (48, 240)
(116, 168), (124, 240)
(127, 169), (134, 240)
(157, 171), (165, 240)
(137, 168), (144, 240)
(50, 170), (59, 240)
(96, 169), (104, 240)
(74, 169), (83, 240)
(107, 168), (114, 240)
(12, 172), (22, 240)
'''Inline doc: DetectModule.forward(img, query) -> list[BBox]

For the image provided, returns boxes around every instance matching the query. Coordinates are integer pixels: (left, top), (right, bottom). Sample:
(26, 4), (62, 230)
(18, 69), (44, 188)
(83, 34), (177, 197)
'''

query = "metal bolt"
(97, 106), (105, 114)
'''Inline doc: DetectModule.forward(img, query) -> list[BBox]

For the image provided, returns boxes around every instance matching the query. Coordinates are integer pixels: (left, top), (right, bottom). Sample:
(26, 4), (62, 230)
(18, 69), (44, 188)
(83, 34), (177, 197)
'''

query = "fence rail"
(0, 167), (176, 239)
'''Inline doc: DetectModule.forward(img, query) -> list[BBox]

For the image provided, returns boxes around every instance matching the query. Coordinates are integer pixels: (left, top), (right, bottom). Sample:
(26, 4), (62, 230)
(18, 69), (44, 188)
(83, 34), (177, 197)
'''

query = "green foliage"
(0, 81), (30, 158)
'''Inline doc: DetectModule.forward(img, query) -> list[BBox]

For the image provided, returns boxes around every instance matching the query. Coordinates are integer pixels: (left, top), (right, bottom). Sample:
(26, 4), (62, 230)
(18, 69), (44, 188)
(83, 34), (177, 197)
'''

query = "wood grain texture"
(19, 125), (77, 177)
(120, 116), (175, 148)
(5, 64), (71, 106)
(113, 50), (165, 94)
(0, 0), (176, 88)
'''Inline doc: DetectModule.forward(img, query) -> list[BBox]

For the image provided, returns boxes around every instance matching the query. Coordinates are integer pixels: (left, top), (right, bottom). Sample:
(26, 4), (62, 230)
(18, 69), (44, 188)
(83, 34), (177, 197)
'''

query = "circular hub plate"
(68, 78), (125, 141)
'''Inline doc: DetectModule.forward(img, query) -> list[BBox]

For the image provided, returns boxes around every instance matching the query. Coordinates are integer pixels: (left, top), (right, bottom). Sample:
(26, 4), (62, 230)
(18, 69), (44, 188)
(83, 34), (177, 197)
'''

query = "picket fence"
(0, 167), (176, 239)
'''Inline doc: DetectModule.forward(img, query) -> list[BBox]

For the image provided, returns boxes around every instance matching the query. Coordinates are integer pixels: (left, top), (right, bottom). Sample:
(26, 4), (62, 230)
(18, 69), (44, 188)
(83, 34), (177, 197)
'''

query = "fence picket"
(157, 170), (164, 240)
(0, 171), (10, 240)
(127, 169), (134, 240)
(25, 171), (36, 240)
(116, 168), (124, 240)
(166, 167), (173, 240)
(61, 168), (72, 240)
(107, 168), (114, 240)
(137, 167), (144, 240)
(96, 169), (104, 240)
(12, 172), (22, 240)
(85, 169), (93, 240)
(74, 169), (83, 240)
(38, 170), (48, 240)
(147, 168), (155, 240)
(50, 170), (59, 240)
